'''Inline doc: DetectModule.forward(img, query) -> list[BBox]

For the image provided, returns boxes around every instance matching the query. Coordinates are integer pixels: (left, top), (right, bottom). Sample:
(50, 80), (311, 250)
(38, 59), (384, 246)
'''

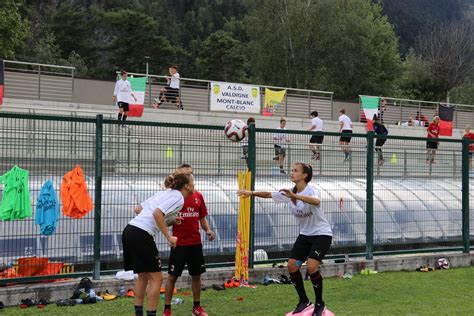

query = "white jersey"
(129, 189), (184, 236)
(114, 79), (134, 103)
(273, 127), (290, 147)
(311, 117), (324, 132)
(338, 114), (353, 131)
(169, 73), (180, 89)
(271, 184), (332, 236)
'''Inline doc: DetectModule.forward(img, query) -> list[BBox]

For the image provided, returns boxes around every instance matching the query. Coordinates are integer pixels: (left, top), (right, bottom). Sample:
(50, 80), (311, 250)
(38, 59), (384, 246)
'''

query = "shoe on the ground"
(126, 289), (135, 298)
(280, 169), (286, 174)
(192, 305), (208, 316)
(37, 298), (49, 309)
(292, 301), (313, 314)
(312, 302), (325, 316)
(162, 308), (172, 316)
(20, 298), (35, 309)
(311, 153), (317, 160)
(99, 290), (116, 301)
(241, 155), (248, 159)
(273, 156), (279, 160)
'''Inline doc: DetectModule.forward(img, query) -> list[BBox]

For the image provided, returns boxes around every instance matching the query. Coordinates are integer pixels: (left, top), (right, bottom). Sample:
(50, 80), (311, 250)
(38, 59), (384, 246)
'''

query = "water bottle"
(171, 298), (184, 305)
(119, 284), (126, 297)
(89, 289), (96, 298)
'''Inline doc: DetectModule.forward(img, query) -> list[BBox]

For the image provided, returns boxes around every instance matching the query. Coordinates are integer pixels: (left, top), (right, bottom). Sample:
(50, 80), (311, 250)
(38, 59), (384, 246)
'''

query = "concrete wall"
(73, 78), (115, 105)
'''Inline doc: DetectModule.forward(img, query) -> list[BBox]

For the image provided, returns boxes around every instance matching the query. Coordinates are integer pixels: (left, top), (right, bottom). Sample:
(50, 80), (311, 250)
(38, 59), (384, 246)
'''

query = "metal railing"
(359, 95), (474, 129)
(3, 60), (75, 102)
(0, 112), (472, 284)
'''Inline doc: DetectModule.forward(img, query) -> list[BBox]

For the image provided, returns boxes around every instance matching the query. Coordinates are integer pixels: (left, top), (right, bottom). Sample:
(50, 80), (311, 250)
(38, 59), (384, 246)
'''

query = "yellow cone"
(166, 147), (173, 158)
(391, 153), (397, 165)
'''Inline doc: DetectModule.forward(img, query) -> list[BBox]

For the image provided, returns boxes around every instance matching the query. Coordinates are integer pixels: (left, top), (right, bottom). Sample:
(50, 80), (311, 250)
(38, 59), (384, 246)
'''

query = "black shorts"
(310, 132), (324, 144)
(274, 144), (286, 156)
(122, 225), (162, 273)
(375, 138), (387, 147)
(426, 140), (438, 149)
(340, 130), (352, 143)
(168, 244), (206, 276)
(290, 234), (332, 263)
(165, 87), (180, 103)
(117, 102), (129, 112)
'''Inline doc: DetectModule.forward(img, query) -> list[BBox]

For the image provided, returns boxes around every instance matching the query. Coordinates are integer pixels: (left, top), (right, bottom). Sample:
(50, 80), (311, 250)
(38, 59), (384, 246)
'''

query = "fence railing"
(3, 60), (75, 102)
(0, 112), (472, 284)
(359, 95), (474, 129)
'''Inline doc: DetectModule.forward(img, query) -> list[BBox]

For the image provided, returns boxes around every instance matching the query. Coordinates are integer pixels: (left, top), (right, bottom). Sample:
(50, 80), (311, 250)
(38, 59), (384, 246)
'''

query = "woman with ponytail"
(122, 172), (194, 316)
(237, 162), (332, 316)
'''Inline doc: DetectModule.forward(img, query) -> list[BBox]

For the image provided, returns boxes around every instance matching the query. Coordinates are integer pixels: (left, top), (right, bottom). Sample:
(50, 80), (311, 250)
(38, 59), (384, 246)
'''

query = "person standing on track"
(308, 111), (324, 161)
(338, 109), (353, 162)
(237, 162), (332, 316)
(113, 70), (137, 128)
(163, 164), (214, 316)
(122, 172), (194, 316)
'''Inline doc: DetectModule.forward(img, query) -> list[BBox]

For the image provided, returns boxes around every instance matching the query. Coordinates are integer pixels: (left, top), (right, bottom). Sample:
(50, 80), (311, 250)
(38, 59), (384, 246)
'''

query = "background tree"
(195, 30), (248, 82)
(0, 0), (30, 59)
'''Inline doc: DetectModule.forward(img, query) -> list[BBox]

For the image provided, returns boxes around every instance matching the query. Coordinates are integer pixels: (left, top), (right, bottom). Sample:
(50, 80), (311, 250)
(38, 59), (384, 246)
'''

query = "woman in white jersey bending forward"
(122, 172), (194, 316)
(237, 162), (332, 316)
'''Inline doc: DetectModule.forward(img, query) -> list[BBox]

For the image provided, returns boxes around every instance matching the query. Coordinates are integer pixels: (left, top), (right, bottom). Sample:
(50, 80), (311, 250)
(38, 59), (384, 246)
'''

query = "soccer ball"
(224, 119), (247, 142)
(436, 257), (450, 269)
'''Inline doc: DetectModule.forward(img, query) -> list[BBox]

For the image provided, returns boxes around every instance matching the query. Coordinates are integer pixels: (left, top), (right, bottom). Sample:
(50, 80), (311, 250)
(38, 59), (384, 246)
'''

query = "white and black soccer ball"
(436, 257), (450, 269)
(224, 119), (247, 142)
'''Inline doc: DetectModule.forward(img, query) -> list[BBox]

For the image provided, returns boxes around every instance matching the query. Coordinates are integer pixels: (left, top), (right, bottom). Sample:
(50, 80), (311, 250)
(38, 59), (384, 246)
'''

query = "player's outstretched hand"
(237, 190), (251, 198)
(279, 188), (296, 199)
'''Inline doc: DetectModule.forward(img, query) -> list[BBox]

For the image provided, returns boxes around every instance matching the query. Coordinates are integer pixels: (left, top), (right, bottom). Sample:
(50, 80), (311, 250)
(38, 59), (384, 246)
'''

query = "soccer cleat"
(292, 301), (313, 314)
(311, 153), (317, 160)
(126, 289), (135, 298)
(20, 298), (35, 309)
(192, 305), (208, 316)
(162, 309), (172, 316)
(273, 156), (279, 160)
(280, 169), (287, 174)
(312, 302), (325, 316)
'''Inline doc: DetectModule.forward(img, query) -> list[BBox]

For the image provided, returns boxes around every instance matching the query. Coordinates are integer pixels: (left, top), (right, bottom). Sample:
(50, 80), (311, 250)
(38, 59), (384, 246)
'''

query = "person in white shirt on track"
(338, 109), (353, 162)
(113, 70), (137, 128)
(273, 118), (291, 174)
(308, 111), (324, 161)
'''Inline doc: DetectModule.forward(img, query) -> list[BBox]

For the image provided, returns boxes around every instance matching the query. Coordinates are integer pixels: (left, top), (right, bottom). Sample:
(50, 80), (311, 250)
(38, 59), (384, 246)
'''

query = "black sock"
(147, 310), (156, 316)
(309, 271), (323, 304)
(193, 301), (200, 308)
(164, 304), (171, 311)
(118, 113), (123, 120)
(289, 271), (308, 303)
(134, 305), (143, 316)
(122, 115), (127, 121)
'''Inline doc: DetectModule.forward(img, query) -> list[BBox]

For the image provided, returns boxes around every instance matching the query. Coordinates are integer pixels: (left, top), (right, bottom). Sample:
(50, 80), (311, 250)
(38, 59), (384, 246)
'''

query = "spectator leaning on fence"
(308, 111), (324, 161)
(113, 70), (137, 127)
(338, 109), (353, 162)
(426, 116), (440, 164)
(373, 115), (388, 166)
(273, 118), (291, 174)
(463, 126), (474, 171)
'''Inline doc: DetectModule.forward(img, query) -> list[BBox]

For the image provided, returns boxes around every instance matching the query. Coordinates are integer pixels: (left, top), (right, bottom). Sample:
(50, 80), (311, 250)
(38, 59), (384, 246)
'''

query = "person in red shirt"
(463, 126), (474, 171)
(164, 164), (214, 316)
(426, 116), (440, 164)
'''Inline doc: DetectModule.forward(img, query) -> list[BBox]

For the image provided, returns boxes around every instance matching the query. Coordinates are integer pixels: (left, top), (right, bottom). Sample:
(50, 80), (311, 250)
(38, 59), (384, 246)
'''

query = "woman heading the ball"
(122, 172), (194, 316)
(237, 162), (332, 316)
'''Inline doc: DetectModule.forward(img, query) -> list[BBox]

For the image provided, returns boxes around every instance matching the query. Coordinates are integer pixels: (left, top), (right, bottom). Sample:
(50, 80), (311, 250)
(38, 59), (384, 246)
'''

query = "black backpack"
(70, 277), (94, 299)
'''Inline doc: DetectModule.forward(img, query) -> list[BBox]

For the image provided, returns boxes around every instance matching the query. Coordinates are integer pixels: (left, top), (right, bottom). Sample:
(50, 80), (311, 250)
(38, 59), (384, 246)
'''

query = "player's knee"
(288, 259), (302, 272)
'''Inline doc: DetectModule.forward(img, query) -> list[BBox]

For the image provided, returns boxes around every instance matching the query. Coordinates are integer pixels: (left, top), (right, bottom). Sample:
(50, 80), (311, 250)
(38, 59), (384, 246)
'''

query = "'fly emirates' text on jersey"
(271, 184), (332, 236)
(172, 191), (208, 246)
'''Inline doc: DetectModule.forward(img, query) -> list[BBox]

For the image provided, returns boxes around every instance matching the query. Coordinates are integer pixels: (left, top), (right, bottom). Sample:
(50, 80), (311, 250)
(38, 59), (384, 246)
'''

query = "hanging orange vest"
(60, 165), (93, 218)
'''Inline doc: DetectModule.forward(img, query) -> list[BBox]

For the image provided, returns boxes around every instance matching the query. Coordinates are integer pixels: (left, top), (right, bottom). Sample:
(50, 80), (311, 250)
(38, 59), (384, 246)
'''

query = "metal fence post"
(38, 65), (41, 100)
(366, 132), (374, 260)
(461, 137), (470, 253)
(248, 123), (256, 269)
(93, 115), (104, 280)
